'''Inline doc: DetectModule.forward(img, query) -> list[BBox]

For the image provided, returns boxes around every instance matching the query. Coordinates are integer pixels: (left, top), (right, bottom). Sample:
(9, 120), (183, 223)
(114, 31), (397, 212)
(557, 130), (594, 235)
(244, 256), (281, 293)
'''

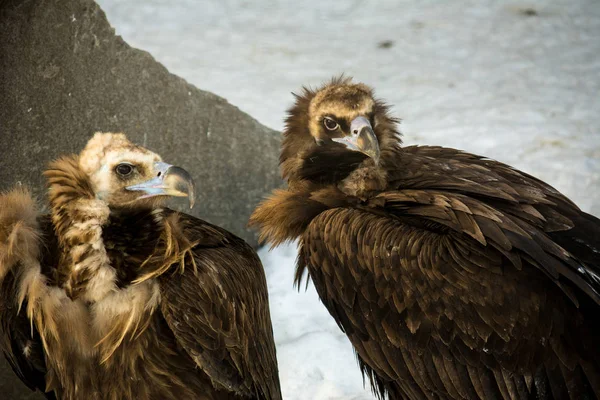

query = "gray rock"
(0, 0), (282, 397)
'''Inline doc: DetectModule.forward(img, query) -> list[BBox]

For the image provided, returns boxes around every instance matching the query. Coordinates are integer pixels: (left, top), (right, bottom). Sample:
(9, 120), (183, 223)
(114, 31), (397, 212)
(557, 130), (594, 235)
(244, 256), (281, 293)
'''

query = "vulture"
(250, 77), (600, 400)
(0, 133), (281, 400)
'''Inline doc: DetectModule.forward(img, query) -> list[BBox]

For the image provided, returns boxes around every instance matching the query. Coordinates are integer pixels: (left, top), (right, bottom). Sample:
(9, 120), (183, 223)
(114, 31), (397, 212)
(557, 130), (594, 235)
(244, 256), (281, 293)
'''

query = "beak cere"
(332, 116), (380, 163)
(126, 161), (196, 208)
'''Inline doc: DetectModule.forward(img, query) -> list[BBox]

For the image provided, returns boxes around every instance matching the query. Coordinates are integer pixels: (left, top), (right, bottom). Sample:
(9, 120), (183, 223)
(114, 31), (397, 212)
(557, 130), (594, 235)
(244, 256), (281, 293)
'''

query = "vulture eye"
(115, 163), (134, 177)
(323, 117), (339, 131)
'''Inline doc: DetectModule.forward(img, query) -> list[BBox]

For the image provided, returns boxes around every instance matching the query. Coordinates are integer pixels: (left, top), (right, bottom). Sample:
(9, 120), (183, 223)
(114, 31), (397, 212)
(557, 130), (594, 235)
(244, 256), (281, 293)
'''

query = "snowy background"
(97, 1), (600, 399)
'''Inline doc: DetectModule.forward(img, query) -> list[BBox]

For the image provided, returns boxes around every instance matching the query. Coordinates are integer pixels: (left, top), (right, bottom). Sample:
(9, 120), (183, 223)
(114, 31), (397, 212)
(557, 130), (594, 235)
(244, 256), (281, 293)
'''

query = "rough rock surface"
(0, 0), (281, 397)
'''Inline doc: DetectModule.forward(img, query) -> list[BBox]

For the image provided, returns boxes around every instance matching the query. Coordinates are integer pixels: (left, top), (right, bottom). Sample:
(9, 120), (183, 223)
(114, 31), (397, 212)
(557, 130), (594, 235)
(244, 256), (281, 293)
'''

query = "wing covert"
(301, 203), (600, 399)
(159, 213), (281, 400)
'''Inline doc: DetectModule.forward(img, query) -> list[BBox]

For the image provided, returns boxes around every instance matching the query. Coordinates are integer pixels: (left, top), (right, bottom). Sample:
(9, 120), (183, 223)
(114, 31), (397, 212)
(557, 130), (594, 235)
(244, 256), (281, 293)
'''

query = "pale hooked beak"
(332, 116), (380, 163)
(126, 161), (195, 208)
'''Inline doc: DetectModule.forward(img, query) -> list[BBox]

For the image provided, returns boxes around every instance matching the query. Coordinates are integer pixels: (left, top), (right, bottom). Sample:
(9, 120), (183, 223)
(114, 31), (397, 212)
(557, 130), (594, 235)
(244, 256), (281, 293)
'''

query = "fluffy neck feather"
(44, 155), (116, 301)
(0, 187), (40, 282)
(249, 184), (356, 246)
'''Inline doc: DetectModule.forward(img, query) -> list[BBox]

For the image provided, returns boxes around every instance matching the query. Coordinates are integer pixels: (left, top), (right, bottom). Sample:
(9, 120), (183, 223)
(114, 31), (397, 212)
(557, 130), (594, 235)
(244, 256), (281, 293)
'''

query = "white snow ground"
(97, 1), (600, 399)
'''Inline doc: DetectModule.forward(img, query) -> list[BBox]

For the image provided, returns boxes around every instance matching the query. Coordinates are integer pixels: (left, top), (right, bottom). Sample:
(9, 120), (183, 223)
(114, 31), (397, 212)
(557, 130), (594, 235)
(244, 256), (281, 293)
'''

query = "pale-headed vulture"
(0, 133), (281, 400)
(250, 77), (600, 400)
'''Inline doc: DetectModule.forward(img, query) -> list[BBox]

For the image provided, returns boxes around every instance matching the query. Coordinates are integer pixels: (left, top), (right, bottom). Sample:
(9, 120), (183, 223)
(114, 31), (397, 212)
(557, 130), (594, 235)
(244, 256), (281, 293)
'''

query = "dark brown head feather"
(281, 76), (401, 183)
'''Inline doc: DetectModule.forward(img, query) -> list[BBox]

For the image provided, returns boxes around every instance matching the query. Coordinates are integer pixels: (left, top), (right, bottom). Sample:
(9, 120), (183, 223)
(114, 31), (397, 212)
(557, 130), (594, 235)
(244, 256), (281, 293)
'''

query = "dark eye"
(323, 117), (339, 131)
(115, 163), (133, 176)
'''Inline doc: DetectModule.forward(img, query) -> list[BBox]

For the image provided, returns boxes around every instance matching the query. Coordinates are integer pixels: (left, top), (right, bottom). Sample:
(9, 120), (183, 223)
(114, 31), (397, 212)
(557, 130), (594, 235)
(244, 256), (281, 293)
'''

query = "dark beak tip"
(188, 190), (195, 209)
(185, 179), (196, 209)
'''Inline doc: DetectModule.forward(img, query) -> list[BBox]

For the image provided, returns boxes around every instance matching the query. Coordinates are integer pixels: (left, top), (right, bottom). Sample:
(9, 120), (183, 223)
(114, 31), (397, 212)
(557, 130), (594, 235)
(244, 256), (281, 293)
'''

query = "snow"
(97, 1), (600, 398)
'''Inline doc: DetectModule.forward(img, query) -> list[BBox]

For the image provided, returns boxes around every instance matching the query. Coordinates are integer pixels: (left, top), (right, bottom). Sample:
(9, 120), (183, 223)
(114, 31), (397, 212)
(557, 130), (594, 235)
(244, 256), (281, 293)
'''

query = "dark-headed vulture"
(250, 77), (600, 400)
(0, 133), (281, 400)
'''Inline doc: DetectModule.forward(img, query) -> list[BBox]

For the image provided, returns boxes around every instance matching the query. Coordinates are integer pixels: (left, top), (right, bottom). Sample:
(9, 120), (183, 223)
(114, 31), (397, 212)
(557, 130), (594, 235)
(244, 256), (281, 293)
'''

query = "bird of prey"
(0, 133), (281, 400)
(250, 77), (600, 400)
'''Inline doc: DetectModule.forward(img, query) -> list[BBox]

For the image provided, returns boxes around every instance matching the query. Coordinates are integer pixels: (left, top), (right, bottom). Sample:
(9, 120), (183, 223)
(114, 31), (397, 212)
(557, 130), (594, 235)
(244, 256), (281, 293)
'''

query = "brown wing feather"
(0, 191), (56, 399)
(0, 269), (55, 399)
(159, 213), (281, 400)
(391, 146), (600, 304)
(301, 203), (600, 399)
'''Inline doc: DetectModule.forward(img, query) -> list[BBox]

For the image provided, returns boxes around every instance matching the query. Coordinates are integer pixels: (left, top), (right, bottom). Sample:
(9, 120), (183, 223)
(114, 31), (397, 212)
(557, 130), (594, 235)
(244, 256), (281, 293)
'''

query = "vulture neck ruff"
(45, 155), (117, 303)
(0, 187), (40, 282)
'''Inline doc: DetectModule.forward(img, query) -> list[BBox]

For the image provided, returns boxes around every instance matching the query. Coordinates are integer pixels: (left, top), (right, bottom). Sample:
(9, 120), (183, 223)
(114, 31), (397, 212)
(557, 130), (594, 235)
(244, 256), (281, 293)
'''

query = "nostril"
(157, 172), (162, 177)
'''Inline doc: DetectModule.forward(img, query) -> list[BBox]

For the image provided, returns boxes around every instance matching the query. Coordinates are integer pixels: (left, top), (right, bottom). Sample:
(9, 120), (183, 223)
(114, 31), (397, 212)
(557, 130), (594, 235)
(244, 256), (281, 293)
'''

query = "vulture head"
(70, 133), (195, 209)
(41, 133), (196, 299)
(280, 76), (401, 184)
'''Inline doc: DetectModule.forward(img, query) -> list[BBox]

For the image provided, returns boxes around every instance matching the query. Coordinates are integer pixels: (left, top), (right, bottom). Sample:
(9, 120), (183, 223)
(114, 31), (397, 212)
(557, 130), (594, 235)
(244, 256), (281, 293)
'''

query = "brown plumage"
(250, 77), (600, 400)
(0, 133), (281, 400)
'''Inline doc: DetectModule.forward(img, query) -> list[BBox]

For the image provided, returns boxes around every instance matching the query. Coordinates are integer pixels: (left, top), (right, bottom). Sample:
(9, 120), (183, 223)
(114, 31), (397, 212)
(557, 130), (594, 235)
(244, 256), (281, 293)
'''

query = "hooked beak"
(126, 161), (195, 208)
(332, 116), (380, 163)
